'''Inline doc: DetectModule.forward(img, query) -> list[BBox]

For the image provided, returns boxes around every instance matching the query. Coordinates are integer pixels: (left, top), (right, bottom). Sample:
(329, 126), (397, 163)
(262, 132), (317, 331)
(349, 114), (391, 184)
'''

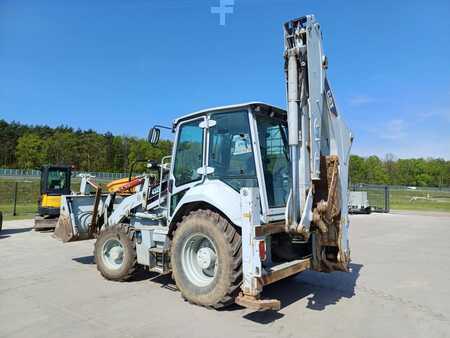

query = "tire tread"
(94, 224), (138, 282)
(172, 209), (242, 308)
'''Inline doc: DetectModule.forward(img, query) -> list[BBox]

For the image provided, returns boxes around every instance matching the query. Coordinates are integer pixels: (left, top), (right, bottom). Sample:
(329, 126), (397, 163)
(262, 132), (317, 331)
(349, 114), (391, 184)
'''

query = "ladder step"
(149, 266), (165, 274)
(260, 258), (311, 286)
(149, 246), (168, 254)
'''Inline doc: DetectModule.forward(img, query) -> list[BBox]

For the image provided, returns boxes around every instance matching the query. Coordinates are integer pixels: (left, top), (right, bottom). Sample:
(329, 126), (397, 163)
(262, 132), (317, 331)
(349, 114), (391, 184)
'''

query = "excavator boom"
(284, 15), (352, 269)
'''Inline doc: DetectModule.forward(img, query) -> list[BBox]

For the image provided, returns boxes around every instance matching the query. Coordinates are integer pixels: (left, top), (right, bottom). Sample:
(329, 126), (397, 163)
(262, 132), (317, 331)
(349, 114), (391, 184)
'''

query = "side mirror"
(148, 127), (160, 145)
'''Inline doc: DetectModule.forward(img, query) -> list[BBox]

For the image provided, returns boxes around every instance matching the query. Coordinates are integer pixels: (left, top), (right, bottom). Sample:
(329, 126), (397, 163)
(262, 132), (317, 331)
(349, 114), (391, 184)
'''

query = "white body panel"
(170, 179), (243, 227)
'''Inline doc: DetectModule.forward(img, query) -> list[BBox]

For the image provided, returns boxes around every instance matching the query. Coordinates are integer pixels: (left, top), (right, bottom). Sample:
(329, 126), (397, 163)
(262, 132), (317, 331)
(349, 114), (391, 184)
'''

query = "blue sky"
(1, 0), (449, 159)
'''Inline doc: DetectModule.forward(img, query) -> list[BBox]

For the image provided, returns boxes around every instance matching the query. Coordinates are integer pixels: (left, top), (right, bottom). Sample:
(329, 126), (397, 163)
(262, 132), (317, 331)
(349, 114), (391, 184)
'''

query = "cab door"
(168, 117), (206, 218)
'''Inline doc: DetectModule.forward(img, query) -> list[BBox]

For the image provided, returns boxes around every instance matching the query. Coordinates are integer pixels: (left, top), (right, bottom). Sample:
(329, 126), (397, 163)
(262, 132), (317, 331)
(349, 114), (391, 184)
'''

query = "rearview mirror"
(148, 127), (160, 145)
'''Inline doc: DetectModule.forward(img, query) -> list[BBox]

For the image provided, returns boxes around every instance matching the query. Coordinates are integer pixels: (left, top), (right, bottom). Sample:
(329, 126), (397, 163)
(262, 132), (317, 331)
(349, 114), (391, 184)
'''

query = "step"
(260, 258), (311, 286)
(149, 246), (168, 254)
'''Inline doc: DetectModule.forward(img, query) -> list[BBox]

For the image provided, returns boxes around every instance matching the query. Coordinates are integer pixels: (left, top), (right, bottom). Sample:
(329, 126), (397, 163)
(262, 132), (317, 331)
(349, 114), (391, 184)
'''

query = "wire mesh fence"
(2, 168), (449, 219)
(350, 184), (450, 213)
(350, 184), (389, 213)
(0, 168), (128, 180)
(0, 170), (128, 219)
(388, 186), (450, 212)
(0, 180), (39, 218)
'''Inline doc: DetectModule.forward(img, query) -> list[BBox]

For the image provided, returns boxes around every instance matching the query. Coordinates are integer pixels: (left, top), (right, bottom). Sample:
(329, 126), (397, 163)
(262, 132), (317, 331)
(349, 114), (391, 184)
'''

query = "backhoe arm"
(284, 15), (352, 270)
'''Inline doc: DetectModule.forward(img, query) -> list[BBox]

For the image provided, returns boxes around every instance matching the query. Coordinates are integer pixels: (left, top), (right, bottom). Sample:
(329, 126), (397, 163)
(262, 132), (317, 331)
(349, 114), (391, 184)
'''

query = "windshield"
(255, 115), (289, 208)
(46, 168), (70, 193)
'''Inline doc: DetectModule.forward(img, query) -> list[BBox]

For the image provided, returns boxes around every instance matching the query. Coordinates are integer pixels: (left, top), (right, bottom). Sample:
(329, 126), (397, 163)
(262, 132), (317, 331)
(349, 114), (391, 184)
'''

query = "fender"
(169, 179), (243, 228)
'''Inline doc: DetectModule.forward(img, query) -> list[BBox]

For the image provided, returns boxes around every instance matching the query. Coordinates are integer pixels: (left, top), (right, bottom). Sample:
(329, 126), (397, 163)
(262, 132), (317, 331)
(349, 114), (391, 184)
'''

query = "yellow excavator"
(34, 165), (72, 230)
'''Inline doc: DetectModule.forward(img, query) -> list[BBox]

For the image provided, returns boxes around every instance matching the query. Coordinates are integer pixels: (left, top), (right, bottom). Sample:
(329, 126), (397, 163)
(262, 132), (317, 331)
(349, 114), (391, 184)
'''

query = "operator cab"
(38, 165), (72, 217)
(164, 102), (290, 223)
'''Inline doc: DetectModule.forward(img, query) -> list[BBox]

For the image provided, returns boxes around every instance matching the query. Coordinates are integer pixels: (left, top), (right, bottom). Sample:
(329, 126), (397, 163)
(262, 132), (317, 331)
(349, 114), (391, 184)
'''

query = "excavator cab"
(34, 165), (72, 230)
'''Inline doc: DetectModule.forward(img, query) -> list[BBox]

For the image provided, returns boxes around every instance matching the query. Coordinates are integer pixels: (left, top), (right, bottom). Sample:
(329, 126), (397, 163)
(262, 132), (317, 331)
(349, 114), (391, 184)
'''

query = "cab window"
(173, 119), (204, 187)
(208, 111), (257, 191)
(46, 169), (70, 193)
(256, 115), (289, 208)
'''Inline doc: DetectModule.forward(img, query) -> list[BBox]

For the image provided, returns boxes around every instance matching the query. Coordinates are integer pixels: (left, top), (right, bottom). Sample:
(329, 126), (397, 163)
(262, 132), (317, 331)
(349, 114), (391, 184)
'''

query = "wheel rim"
(102, 238), (124, 270)
(181, 233), (218, 287)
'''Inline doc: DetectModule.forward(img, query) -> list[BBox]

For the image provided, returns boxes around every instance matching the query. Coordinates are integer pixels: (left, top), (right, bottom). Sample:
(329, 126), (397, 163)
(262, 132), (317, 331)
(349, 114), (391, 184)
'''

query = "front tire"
(94, 224), (138, 281)
(171, 210), (242, 308)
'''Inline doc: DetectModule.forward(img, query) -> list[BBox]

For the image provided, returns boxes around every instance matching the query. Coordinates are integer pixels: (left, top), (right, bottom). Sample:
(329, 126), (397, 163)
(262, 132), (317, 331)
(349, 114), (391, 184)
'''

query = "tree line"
(349, 154), (449, 187)
(0, 119), (172, 172)
(0, 119), (449, 187)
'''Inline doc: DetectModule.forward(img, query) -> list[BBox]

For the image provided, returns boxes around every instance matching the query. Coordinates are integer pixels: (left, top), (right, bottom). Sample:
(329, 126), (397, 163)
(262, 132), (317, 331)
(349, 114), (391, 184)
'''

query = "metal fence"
(0, 169), (129, 219)
(2, 168), (449, 219)
(0, 180), (39, 218)
(0, 168), (128, 180)
(350, 184), (450, 213)
(350, 184), (390, 213)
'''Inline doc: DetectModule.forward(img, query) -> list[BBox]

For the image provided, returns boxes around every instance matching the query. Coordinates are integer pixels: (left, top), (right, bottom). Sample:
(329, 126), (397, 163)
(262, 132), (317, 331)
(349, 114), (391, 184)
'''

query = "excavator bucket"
(312, 155), (351, 272)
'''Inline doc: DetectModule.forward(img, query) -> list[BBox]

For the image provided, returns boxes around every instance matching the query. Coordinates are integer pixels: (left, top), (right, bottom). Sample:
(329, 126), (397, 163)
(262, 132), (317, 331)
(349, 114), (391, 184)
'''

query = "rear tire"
(94, 224), (138, 281)
(171, 209), (242, 308)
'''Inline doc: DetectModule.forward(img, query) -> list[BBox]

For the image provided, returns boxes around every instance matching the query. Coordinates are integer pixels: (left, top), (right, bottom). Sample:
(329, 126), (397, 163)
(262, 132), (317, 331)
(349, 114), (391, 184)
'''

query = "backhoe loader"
(55, 15), (352, 310)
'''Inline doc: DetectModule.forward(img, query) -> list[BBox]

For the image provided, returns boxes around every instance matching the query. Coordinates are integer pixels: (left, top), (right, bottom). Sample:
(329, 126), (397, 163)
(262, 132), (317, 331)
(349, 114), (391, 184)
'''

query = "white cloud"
(352, 139), (450, 160)
(348, 95), (375, 107)
(417, 111), (436, 120)
(351, 101), (450, 159)
(416, 108), (450, 123)
(379, 119), (407, 140)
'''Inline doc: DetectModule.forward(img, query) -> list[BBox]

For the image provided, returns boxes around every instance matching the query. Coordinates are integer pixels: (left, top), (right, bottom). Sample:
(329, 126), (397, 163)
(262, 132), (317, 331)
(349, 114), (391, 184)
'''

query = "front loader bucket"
(54, 193), (104, 242)
(54, 214), (80, 242)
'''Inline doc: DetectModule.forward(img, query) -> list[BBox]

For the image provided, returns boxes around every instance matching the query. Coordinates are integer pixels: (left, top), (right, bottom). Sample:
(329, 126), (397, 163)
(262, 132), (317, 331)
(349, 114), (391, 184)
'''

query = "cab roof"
(173, 102), (286, 128)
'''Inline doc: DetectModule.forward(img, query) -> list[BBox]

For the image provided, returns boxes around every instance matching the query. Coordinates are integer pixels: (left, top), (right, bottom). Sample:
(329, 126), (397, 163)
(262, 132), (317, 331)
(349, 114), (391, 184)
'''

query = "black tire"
(171, 209), (242, 308)
(0, 211), (3, 232)
(94, 224), (138, 281)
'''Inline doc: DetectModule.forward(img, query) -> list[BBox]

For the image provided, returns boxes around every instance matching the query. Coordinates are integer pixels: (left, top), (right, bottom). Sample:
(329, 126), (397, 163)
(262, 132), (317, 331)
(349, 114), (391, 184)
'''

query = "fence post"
(13, 182), (18, 216)
(384, 185), (390, 213)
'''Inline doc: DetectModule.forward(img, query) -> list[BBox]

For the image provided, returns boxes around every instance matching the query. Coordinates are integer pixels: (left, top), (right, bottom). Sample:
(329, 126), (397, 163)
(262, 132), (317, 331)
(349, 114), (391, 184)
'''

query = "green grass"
(0, 203), (36, 221)
(0, 177), (76, 220)
(0, 179), (39, 220)
(389, 189), (450, 212)
(365, 188), (450, 212)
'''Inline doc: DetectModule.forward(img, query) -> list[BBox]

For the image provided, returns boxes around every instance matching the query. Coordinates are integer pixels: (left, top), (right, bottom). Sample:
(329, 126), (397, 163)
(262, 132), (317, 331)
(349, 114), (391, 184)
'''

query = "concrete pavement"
(1, 212), (449, 338)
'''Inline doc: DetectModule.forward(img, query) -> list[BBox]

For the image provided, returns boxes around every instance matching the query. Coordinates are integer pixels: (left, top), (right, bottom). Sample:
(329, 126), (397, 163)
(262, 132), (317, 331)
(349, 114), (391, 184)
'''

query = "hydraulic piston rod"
(287, 48), (300, 227)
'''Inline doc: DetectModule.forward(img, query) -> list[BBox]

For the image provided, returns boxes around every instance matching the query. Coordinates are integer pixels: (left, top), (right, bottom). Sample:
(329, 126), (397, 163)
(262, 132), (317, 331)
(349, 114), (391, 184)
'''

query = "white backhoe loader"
(55, 15), (352, 311)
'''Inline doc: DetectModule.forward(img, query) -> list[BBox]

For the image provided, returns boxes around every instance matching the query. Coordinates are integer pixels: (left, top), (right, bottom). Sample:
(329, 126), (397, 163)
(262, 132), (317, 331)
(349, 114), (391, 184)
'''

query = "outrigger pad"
(235, 293), (281, 311)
